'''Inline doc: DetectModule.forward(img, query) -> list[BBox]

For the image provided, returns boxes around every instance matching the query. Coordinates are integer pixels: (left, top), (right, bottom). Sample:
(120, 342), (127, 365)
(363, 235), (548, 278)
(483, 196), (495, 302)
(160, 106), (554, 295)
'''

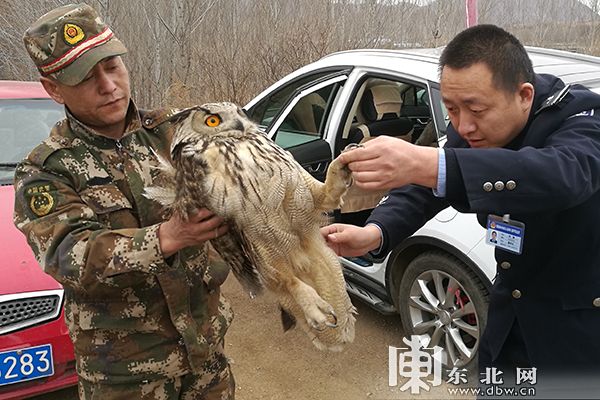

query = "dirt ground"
(221, 275), (465, 400)
(32, 275), (468, 400)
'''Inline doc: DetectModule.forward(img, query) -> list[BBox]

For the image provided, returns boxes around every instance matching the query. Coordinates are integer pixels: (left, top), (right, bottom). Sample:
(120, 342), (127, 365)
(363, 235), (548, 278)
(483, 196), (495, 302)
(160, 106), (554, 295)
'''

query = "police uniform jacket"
(13, 102), (233, 384)
(367, 74), (600, 369)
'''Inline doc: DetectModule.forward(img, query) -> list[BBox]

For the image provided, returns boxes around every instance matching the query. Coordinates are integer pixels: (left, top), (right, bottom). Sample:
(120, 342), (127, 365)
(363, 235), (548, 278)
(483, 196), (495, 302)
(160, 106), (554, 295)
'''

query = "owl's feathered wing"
(211, 229), (263, 297)
(143, 147), (263, 296)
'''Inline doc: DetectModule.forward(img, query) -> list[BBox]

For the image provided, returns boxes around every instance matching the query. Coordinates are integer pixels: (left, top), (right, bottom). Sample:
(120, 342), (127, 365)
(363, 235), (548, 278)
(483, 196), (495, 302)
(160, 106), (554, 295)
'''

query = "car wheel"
(397, 250), (488, 369)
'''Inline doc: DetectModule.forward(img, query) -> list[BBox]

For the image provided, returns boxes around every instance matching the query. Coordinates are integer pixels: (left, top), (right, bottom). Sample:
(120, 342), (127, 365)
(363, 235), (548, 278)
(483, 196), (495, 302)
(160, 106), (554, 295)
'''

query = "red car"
(0, 81), (77, 399)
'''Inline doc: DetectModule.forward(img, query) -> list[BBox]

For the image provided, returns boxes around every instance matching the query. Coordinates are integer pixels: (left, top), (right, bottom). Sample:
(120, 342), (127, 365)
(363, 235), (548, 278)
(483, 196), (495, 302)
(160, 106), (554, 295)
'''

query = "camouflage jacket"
(13, 102), (233, 384)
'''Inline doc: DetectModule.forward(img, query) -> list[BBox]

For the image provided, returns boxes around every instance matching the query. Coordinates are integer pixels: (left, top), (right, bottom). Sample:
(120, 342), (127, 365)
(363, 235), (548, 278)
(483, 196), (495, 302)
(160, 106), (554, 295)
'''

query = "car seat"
(342, 84), (414, 148)
(288, 92), (327, 134)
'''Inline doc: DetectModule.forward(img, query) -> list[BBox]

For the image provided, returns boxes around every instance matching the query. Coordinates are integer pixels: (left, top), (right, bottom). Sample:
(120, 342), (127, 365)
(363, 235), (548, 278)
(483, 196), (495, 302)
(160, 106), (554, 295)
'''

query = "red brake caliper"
(454, 288), (476, 325)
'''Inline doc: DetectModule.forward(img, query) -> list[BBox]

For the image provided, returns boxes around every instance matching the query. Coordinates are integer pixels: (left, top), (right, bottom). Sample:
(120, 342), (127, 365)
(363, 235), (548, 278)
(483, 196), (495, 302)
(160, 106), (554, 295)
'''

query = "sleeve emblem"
(26, 184), (55, 217)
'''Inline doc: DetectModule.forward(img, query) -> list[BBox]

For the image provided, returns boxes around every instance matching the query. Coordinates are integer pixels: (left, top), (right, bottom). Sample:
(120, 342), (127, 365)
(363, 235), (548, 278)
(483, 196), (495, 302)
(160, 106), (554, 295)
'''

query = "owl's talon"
(343, 143), (363, 152)
(329, 311), (338, 327)
(308, 308), (338, 331)
(346, 176), (354, 188)
(311, 321), (328, 332)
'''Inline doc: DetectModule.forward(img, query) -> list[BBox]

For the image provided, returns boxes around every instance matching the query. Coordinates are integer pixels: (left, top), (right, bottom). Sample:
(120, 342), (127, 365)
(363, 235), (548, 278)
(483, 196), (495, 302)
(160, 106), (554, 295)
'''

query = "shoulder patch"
(24, 183), (56, 217)
(568, 109), (595, 119)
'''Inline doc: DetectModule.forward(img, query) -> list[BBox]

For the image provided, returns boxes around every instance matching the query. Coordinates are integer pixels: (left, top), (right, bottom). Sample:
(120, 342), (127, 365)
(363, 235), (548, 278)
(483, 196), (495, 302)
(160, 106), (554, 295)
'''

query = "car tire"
(397, 250), (489, 369)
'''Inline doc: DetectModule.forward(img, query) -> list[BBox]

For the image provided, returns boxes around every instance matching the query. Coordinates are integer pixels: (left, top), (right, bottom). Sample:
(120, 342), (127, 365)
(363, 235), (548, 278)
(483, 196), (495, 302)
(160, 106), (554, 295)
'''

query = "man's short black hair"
(439, 24), (535, 93)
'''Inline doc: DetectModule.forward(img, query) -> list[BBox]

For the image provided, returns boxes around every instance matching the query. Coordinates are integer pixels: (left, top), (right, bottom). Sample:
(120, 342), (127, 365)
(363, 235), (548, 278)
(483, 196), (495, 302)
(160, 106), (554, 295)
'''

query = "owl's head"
(170, 102), (257, 149)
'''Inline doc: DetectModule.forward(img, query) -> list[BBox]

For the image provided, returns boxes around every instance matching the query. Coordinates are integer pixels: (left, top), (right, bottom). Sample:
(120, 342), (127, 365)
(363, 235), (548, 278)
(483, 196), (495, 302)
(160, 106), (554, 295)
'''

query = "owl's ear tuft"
(237, 107), (249, 119)
(168, 106), (197, 125)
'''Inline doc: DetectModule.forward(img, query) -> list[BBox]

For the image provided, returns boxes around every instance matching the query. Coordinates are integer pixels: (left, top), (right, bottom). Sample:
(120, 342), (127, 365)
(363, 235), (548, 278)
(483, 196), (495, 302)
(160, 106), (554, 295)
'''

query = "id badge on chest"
(486, 214), (525, 255)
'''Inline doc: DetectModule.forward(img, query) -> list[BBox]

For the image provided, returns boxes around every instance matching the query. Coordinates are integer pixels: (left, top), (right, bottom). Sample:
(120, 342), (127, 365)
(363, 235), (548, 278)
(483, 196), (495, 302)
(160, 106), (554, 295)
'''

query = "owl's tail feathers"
(280, 306), (297, 331)
(211, 232), (264, 298)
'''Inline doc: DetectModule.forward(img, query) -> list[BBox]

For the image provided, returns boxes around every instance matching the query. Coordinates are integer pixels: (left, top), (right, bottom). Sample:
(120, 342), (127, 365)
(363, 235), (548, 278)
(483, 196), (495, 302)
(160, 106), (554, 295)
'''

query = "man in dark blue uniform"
(323, 25), (600, 395)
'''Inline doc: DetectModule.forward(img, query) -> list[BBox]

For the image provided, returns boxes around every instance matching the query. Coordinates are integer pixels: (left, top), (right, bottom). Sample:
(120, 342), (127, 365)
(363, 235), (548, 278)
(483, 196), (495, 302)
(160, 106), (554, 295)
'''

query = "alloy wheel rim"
(407, 269), (480, 367)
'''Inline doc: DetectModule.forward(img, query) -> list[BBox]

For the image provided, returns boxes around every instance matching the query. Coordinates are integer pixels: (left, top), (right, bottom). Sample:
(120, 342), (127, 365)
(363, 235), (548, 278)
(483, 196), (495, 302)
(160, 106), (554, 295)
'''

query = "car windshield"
(0, 99), (64, 184)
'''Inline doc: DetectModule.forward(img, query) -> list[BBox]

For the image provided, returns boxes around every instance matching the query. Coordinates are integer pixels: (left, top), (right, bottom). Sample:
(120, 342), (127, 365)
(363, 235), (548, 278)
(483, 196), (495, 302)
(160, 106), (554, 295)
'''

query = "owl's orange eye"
(205, 114), (221, 127)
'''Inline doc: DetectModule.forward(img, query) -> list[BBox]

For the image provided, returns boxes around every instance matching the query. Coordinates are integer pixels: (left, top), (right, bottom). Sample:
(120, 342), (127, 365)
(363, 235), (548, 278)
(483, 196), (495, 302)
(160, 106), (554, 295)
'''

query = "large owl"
(146, 102), (356, 351)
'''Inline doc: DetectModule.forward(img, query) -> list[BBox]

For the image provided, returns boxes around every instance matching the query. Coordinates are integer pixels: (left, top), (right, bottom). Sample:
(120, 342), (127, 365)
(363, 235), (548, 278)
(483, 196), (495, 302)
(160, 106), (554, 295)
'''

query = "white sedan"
(244, 47), (600, 368)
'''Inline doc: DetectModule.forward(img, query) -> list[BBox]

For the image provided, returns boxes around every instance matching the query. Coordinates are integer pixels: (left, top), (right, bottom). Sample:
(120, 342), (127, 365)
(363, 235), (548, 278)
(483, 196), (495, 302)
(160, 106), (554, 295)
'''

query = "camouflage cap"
(23, 3), (127, 86)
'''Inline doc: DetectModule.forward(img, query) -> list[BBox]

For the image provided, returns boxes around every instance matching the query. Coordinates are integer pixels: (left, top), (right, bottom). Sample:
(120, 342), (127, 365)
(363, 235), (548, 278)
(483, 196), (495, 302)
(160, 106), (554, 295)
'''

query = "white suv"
(244, 47), (600, 368)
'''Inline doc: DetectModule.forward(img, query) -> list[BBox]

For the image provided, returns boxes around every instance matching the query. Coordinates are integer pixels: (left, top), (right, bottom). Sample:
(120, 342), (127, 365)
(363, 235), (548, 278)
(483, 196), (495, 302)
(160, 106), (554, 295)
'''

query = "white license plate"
(0, 344), (54, 386)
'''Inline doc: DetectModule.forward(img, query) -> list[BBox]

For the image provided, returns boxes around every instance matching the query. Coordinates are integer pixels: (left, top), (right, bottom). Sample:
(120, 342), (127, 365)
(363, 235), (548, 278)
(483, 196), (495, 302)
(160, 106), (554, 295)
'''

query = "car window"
(339, 77), (438, 154)
(402, 86), (417, 106)
(247, 71), (337, 129)
(439, 99), (450, 129)
(427, 86), (450, 142)
(416, 88), (430, 107)
(0, 99), (64, 183)
(272, 79), (343, 149)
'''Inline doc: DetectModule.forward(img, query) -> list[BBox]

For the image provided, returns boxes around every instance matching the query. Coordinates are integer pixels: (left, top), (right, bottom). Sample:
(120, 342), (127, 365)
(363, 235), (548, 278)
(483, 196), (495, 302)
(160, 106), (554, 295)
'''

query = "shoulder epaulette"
(139, 108), (183, 129)
(28, 130), (74, 166)
(535, 84), (571, 115)
(140, 106), (207, 130)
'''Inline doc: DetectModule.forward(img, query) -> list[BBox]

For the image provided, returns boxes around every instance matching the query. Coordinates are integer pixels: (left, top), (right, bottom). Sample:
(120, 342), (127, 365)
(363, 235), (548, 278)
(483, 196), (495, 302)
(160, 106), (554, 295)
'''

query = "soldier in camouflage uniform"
(14, 4), (235, 399)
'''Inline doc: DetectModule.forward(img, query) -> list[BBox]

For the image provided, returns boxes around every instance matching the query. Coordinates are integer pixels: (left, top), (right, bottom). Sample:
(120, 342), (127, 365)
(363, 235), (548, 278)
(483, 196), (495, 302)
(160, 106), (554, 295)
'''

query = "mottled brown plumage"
(146, 102), (356, 351)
